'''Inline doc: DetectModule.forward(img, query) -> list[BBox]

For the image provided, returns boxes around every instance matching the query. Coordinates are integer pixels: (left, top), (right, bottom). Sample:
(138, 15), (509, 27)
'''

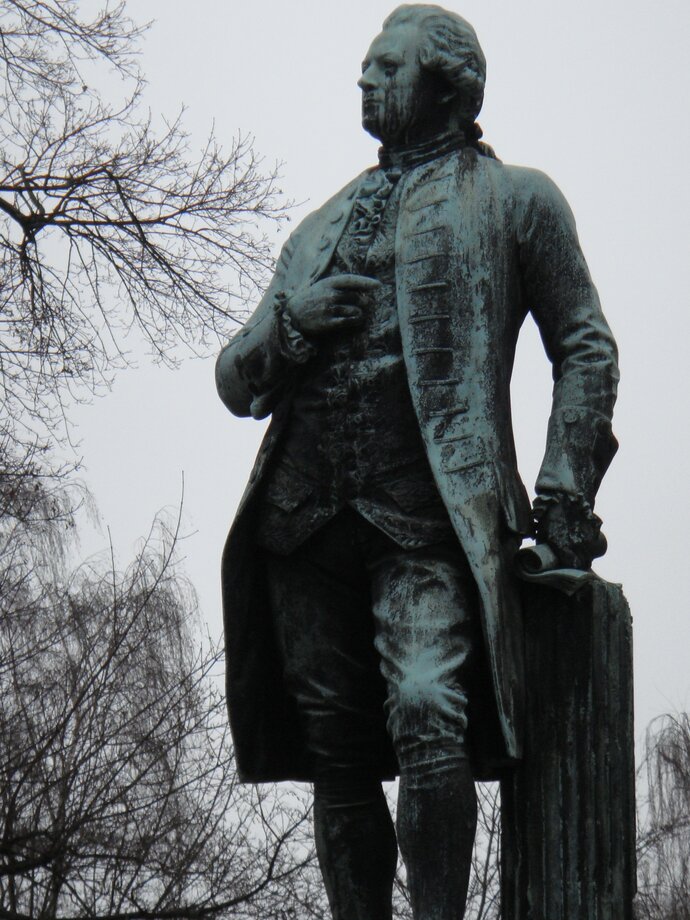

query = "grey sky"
(72, 0), (690, 739)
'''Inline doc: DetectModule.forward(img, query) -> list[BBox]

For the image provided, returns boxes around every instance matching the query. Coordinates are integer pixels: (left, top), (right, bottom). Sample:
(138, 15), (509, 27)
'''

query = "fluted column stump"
(501, 578), (636, 920)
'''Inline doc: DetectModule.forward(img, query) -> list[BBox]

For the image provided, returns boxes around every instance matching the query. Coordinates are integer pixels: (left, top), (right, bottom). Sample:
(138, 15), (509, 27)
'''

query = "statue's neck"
(378, 128), (467, 172)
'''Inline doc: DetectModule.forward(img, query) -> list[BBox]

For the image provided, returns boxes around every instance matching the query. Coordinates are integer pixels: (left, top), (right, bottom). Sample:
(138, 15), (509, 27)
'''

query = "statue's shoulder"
(501, 162), (575, 221)
(321, 168), (374, 209)
(295, 167), (374, 233)
(274, 167), (375, 276)
(446, 152), (566, 209)
(274, 167), (373, 270)
(446, 155), (578, 244)
(469, 161), (577, 242)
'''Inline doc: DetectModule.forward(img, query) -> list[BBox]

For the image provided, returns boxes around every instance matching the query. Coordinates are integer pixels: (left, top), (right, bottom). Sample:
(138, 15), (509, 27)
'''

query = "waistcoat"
(256, 165), (453, 554)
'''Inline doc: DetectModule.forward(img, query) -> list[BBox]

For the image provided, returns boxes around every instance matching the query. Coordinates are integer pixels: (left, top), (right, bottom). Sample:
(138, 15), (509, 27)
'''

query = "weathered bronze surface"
(215, 5), (629, 918)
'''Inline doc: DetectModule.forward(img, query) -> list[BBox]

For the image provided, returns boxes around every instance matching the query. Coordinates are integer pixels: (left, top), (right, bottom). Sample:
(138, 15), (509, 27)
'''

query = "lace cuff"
(274, 291), (316, 364)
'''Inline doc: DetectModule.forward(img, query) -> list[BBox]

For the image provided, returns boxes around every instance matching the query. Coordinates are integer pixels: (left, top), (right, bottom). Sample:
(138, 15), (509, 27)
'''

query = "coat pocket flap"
(381, 476), (444, 512)
(263, 465), (313, 513)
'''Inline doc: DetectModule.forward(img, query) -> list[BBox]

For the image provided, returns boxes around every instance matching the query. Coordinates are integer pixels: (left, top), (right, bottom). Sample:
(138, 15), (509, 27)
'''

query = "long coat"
(215, 147), (619, 783)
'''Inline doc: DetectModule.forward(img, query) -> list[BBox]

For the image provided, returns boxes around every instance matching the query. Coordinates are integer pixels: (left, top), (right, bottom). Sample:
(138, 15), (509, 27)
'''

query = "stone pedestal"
(501, 579), (636, 920)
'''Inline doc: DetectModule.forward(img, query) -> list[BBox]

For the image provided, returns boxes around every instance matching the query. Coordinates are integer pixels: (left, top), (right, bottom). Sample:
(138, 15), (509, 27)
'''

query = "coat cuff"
(274, 291), (316, 364)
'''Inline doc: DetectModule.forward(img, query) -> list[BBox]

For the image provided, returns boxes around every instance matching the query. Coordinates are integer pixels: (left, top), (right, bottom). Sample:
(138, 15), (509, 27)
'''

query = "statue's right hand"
(286, 274), (381, 337)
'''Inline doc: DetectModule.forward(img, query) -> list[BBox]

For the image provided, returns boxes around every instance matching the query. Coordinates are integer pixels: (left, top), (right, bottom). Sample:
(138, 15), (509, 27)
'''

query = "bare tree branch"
(0, 488), (318, 920)
(635, 713), (690, 920)
(0, 0), (289, 475)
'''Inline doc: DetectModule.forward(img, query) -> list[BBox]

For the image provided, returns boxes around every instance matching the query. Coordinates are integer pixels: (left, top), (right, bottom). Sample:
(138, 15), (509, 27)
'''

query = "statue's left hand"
(533, 493), (607, 570)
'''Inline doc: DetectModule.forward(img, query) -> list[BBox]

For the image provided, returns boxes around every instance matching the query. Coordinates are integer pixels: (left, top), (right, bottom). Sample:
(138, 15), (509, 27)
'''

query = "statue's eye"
(384, 62), (398, 77)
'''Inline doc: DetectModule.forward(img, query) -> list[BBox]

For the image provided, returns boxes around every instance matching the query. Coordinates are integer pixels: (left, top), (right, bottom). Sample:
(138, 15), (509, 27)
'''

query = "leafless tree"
(635, 713), (690, 920)
(0, 492), (320, 920)
(0, 0), (287, 470)
(467, 783), (502, 920)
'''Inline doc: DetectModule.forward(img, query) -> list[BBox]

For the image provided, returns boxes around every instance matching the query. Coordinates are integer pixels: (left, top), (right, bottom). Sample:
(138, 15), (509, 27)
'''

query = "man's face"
(358, 23), (448, 145)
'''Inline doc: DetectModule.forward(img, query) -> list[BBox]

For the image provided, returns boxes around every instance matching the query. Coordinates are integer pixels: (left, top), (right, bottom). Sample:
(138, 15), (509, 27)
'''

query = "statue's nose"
(357, 68), (377, 91)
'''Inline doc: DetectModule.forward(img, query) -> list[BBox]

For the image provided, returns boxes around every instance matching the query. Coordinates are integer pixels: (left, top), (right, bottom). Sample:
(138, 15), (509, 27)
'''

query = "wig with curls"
(383, 5), (494, 155)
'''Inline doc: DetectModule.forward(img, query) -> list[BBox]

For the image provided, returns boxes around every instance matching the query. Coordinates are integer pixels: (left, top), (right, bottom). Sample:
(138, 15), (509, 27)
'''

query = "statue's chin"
(361, 114), (383, 142)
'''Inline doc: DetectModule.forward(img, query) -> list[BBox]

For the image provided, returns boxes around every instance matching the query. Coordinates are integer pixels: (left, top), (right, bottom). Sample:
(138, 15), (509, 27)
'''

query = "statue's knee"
(387, 675), (469, 750)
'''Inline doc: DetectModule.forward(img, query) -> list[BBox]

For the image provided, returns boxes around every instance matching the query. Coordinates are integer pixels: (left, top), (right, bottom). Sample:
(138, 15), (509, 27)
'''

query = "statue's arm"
(516, 170), (620, 565)
(215, 231), (310, 419)
(215, 171), (370, 419)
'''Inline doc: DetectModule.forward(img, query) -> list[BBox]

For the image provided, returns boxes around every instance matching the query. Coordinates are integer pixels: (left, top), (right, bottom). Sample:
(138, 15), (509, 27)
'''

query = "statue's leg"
(369, 539), (479, 920)
(396, 757), (476, 920)
(265, 510), (399, 919)
(313, 775), (397, 920)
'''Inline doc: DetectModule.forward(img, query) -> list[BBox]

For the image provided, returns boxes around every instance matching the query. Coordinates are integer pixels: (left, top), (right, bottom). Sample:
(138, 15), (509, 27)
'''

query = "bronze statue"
(215, 5), (620, 918)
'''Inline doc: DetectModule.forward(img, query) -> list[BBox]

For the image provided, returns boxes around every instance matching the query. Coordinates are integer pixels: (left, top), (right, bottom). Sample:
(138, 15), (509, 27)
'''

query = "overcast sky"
(71, 0), (690, 740)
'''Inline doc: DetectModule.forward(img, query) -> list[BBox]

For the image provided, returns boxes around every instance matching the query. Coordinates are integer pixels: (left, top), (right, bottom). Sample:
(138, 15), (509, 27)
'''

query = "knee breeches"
(264, 509), (479, 780)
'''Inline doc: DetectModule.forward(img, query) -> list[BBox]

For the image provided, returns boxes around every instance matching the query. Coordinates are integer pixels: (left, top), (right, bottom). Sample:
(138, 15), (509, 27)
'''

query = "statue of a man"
(215, 5), (619, 918)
